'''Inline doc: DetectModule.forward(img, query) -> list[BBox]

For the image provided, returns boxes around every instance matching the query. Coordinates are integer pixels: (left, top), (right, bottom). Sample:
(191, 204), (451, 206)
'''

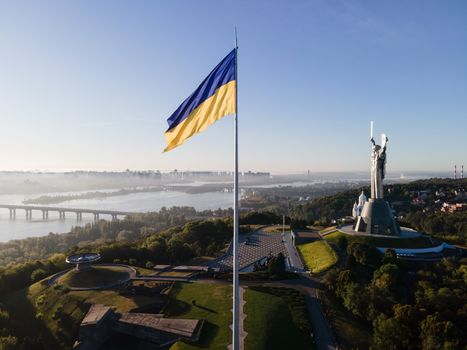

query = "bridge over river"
(0, 204), (136, 221)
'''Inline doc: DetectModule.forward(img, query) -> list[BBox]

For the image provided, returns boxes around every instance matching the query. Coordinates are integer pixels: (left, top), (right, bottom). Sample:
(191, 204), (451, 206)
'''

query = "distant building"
(241, 171), (271, 178)
(441, 202), (465, 213)
(417, 190), (430, 200)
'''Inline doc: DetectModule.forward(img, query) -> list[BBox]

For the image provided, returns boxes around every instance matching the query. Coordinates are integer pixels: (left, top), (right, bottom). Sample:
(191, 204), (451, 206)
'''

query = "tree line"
(323, 239), (466, 349)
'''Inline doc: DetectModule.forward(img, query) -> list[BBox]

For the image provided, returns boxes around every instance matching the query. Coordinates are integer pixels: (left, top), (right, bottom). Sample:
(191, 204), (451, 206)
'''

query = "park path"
(250, 276), (336, 350)
(282, 230), (305, 271)
(227, 286), (247, 350)
(47, 264), (137, 290)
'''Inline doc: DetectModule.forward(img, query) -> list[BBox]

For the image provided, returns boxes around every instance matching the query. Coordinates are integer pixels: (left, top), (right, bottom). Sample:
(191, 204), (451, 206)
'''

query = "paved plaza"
(211, 229), (304, 272)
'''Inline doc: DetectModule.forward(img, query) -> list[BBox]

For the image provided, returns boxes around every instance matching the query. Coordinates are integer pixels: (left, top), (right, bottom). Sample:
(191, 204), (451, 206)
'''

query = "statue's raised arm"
(381, 134), (388, 152)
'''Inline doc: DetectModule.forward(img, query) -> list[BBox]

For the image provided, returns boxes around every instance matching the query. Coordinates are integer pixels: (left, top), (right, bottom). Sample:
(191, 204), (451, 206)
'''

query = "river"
(0, 190), (234, 242)
(0, 170), (450, 242)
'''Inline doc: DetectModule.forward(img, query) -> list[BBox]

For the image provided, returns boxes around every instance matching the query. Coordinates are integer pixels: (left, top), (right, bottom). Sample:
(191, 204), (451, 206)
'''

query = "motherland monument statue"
(354, 122), (400, 235)
(370, 133), (388, 199)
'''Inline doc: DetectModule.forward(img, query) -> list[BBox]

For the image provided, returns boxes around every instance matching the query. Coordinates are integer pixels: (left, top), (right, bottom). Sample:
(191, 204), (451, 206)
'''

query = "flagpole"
(232, 28), (240, 350)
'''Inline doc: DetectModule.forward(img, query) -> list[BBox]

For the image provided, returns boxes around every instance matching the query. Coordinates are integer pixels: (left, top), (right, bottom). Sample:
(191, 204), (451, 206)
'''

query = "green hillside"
(57, 266), (131, 289)
(2, 277), (161, 349)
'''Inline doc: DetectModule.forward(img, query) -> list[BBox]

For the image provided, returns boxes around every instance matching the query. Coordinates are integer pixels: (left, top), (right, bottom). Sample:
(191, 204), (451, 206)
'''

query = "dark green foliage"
(323, 254), (467, 349)
(0, 206), (202, 266)
(0, 254), (66, 296)
(420, 313), (461, 350)
(347, 242), (381, 269)
(372, 314), (410, 350)
(290, 218), (309, 230)
(268, 253), (286, 278)
(95, 219), (232, 266)
(253, 252), (287, 279)
(402, 211), (467, 245)
(381, 249), (397, 265)
(0, 306), (9, 328)
(0, 335), (18, 350)
(30, 268), (48, 283)
(239, 211), (282, 225)
(337, 236), (348, 252)
(249, 286), (312, 335)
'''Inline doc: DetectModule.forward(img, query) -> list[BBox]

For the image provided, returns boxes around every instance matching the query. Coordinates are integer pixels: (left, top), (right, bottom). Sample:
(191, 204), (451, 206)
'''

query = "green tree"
(30, 268), (48, 283)
(322, 268), (339, 293)
(290, 219), (308, 230)
(268, 253), (286, 278)
(348, 242), (381, 268)
(382, 249), (397, 265)
(337, 236), (348, 252)
(393, 304), (421, 349)
(373, 264), (399, 292)
(420, 313), (460, 350)
(0, 336), (18, 350)
(372, 314), (410, 350)
(342, 282), (368, 318)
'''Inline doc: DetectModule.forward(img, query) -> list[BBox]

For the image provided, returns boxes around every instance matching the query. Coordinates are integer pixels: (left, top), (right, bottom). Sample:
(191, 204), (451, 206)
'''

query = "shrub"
(31, 268), (48, 282)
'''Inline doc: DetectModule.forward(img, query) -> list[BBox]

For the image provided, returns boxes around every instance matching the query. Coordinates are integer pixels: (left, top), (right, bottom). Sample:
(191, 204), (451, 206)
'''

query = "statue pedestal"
(354, 198), (400, 235)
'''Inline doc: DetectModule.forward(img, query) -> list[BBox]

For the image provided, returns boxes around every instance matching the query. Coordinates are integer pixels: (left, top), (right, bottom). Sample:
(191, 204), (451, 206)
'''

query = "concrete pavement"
(282, 231), (305, 271)
(257, 276), (337, 350)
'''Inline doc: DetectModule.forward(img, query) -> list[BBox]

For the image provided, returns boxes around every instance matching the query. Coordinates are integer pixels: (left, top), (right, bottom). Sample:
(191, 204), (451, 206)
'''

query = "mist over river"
(0, 190), (234, 242)
(0, 170), (450, 242)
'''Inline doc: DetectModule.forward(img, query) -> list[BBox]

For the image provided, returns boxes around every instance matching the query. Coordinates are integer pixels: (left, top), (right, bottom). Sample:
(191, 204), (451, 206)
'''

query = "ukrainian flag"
(164, 49), (236, 152)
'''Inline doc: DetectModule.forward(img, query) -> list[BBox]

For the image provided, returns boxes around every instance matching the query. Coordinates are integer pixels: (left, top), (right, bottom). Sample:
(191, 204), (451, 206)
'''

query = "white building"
(352, 190), (367, 218)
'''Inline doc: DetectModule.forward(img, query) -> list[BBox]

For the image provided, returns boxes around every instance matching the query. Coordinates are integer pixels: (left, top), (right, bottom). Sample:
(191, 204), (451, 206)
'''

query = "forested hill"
(0, 210), (282, 296)
(0, 207), (281, 268)
(291, 178), (467, 244)
(0, 207), (220, 266)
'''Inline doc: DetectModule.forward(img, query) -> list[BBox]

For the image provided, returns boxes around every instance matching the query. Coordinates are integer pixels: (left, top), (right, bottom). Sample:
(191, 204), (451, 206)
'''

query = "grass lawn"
(319, 226), (337, 234)
(297, 240), (338, 273)
(187, 256), (215, 264)
(57, 265), (130, 288)
(263, 225), (290, 233)
(240, 224), (263, 231)
(135, 266), (157, 276)
(324, 231), (439, 249)
(244, 288), (314, 350)
(165, 283), (231, 350)
(158, 271), (193, 277)
(319, 290), (372, 350)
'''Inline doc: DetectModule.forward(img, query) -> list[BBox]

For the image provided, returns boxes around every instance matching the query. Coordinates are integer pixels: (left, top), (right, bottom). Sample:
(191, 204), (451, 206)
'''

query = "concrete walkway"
(47, 264), (137, 290)
(228, 286), (247, 350)
(255, 276), (337, 350)
(282, 231), (305, 271)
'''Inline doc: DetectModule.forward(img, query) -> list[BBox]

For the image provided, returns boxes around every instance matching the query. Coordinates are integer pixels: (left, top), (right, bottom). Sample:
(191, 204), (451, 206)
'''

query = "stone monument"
(354, 123), (400, 235)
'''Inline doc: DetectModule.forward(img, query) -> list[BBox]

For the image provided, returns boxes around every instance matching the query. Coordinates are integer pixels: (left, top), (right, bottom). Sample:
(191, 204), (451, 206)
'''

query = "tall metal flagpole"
(232, 28), (240, 350)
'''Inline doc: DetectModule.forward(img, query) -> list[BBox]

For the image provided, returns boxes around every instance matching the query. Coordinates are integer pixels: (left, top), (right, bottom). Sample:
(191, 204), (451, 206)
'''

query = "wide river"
(0, 171), (448, 242)
(0, 190), (234, 242)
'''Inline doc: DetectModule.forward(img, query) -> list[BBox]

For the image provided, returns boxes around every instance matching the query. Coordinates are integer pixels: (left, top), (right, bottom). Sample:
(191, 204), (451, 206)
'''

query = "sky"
(0, 0), (466, 173)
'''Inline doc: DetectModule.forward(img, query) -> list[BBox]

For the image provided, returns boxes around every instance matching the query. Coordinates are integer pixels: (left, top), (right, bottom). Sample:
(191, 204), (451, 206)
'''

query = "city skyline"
(1, 1), (466, 172)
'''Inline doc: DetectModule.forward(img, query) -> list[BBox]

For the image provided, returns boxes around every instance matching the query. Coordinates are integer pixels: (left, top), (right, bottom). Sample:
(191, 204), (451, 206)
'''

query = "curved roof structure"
(66, 253), (101, 264)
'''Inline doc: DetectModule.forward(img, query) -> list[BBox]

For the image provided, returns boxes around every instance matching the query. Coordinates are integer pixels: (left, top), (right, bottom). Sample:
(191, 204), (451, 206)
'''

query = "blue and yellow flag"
(164, 50), (236, 152)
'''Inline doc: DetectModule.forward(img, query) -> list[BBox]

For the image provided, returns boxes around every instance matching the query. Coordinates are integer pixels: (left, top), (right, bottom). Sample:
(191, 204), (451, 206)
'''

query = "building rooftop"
(117, 313), (202, 340)
(81, 304), (112, 326)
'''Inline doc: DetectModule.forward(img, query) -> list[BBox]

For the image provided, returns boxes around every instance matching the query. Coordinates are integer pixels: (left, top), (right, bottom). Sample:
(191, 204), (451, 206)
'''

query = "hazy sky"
(0, 0), (466, 173)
